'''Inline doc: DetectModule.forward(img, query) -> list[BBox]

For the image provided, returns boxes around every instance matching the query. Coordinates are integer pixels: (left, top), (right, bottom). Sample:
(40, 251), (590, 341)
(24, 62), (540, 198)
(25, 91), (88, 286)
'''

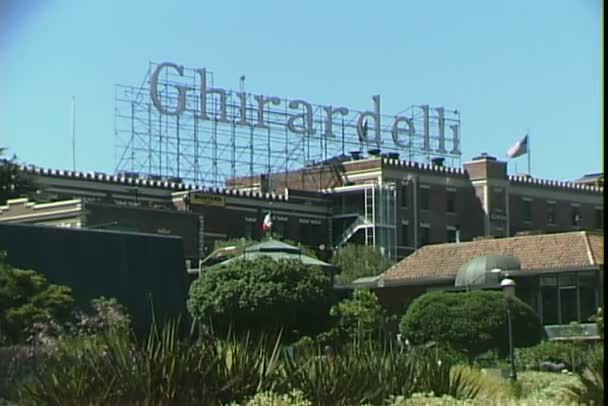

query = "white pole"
(71, 96), (76, 171)
(527, 129), (531, 177)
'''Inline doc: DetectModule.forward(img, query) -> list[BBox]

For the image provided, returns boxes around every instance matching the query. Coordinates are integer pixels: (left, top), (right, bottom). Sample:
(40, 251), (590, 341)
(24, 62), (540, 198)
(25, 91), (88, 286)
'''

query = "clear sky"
(0, 0), (602, 182)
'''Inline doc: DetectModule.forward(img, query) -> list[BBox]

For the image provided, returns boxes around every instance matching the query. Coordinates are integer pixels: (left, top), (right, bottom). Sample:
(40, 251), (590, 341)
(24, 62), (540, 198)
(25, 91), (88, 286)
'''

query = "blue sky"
(0, 0), (602, 182)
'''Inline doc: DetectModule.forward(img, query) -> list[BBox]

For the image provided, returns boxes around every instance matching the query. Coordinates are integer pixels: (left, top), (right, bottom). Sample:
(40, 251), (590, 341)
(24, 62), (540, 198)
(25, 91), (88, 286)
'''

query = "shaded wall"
(0, 223), (189, 335)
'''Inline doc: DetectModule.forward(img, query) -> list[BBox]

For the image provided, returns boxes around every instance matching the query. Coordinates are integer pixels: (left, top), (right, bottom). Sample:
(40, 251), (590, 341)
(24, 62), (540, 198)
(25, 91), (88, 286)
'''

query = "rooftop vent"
(431, 157), (445, 167)
(472, 153), (496, 161)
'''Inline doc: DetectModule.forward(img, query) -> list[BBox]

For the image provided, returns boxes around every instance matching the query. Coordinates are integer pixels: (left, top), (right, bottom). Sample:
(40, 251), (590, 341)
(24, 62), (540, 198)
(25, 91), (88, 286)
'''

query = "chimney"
(464, 153), (507, 180)
(368, 148), (381, 157)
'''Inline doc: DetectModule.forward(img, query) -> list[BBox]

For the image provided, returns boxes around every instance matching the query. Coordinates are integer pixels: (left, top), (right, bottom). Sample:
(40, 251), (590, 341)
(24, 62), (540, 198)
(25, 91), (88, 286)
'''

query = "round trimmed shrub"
(399, 290), (543, 359)
(188, 257), (335, 341)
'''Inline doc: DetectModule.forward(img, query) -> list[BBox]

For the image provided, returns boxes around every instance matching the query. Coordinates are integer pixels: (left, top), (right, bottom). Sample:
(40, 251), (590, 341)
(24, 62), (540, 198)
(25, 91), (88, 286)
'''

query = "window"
(493, 188), (505, 212)
(419, 225), (431, 246)
(299, 222), (313, 245)
(522, 199), (532, 222)
(539, 271), (600, 325)
(546, 202), (557, 225)
(446, 190), (456, 213)
(559, 273), (578, 324)
(401, 223), (409, 246)
(244, 222), (253, 239)
(401, 185), (408, 207)
(274, 221), (287, 239)
(420, 186), (431, 211)
(540, 276), (559, 325)
(571, 207), (581, 227)
(595, 209), (604, 230)
(447, 226), (460, 243)
(578, 271), (598, 322)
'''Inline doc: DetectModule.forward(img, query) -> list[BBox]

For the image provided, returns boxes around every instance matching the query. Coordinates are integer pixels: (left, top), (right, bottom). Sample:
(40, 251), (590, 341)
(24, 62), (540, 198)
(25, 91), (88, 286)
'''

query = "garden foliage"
(399, 290), (543, 359)
(327, 288), (389, 343)
(0, 254), (75, 344)
(188, 257), (335, 340)
(331, 244), (393, 284)
(15, 324), (481, 406)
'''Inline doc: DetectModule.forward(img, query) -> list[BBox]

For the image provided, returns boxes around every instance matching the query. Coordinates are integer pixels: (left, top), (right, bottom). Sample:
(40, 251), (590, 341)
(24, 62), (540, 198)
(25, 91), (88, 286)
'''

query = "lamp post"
(498, 273), (517, 383)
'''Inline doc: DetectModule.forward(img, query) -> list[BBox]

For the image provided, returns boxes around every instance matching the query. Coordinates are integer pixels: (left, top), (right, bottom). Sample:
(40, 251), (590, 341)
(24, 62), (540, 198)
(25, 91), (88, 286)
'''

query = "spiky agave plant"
(210, 331), (284, 404)
(18, 319), (285, 405)
(280, 343), (377, 406)
(278, 340), (419, 406)
(563, 346), (604, 405)
(406, 345), (481, 400)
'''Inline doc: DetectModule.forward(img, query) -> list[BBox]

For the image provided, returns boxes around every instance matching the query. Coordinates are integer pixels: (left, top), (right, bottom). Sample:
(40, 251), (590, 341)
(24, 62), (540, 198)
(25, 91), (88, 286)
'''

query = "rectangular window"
(446, 190), (456, 213)
(401, 223), (409, 246)
(401, 185), (408, 207)
(558, 273), (578, 324)
(244, 222), (253, 239)
(541, 276), (558, 325)
(522, 199), (532, 222)
(571, 207), (581, 227)
(546, 202), (557, 225)
(419, 225), (431, 246)
(420, 186), (431, 211)
(274, 221), (287, 239)
(493, 188), (505, 212)
(447, 227), (460, 243)
(595, 209), (604, 230)
(578, 271), (597, 322)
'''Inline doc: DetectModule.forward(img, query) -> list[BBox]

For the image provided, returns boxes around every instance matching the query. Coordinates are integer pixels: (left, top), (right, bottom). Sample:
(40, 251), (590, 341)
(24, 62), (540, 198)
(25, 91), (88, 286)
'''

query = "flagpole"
(71, 96), (76, 171)
(527, 129), (531, 177)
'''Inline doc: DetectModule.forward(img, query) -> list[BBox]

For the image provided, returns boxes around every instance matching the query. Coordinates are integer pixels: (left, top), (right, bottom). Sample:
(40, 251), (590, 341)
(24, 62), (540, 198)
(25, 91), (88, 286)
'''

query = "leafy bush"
(517, 340), (596, 373)
(0, 255), (75, 345)
(0, 155), (38, 205)
(332, 244), (393, 284)
(188, 257), (335, 340)
(399, 291), (543, 360)
(327, 288), (388, 344)
(73, 296), (131, 335)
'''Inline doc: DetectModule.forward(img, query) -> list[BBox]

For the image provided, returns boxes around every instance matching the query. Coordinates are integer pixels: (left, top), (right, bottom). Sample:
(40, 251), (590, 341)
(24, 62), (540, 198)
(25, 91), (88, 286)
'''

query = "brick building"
(13, 152), (603, 264)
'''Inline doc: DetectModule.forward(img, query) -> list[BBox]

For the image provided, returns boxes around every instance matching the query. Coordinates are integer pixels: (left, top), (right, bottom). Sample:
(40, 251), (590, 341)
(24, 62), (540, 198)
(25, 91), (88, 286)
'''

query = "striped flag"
(262, 212), (272, 232)
(507, 135), (528, 159)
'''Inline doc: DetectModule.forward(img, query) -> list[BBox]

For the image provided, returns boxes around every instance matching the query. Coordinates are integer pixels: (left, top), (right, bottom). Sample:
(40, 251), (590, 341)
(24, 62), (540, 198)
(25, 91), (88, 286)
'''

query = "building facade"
(15, 152), (603, 264)
(368, 231), (604, 328)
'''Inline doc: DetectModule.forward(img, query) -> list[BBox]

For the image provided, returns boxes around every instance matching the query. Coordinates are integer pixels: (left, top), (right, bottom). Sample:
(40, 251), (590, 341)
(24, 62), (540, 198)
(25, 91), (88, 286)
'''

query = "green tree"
(332, 244), (393, 284)
(188, 256), (334, 340)
(0, 154), (38, 205)
(399, 290), (543, 360)
(0, 252), (76, 344)
(328, 288), (388, 343)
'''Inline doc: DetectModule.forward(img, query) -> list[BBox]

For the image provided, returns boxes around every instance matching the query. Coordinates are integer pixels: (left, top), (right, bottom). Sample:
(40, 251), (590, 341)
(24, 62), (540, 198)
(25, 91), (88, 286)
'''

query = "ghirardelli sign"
(149, 62), (461, 155)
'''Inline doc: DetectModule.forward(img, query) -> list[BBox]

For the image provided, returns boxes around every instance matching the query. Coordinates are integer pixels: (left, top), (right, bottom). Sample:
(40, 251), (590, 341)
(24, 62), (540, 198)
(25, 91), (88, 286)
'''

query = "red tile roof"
(381, 231), (603, 285)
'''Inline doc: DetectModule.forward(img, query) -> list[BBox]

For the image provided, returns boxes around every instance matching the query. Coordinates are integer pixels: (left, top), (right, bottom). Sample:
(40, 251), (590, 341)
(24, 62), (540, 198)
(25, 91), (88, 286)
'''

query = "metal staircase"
(335, 215), (373, 247)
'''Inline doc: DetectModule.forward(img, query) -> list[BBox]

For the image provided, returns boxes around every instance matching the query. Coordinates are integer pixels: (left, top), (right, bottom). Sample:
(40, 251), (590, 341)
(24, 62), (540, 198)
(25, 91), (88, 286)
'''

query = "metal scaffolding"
(115, 63), (462, 187)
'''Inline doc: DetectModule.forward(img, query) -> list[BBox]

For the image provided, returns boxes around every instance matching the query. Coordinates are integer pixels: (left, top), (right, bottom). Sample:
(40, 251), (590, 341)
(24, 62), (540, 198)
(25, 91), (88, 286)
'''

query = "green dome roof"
(454, 254), (521, 288)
